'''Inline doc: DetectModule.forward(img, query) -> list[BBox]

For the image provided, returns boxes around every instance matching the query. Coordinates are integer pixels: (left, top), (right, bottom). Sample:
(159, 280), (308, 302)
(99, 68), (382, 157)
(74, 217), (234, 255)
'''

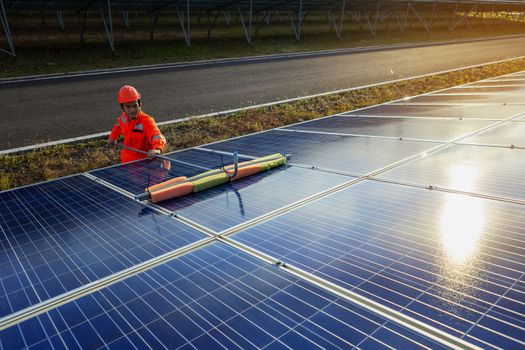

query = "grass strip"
(2, 57), (525, 191)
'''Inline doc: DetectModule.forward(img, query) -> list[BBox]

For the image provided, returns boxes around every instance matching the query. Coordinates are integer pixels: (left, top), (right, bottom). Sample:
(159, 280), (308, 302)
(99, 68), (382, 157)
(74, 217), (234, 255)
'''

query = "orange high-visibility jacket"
(109, 111), (167, 163)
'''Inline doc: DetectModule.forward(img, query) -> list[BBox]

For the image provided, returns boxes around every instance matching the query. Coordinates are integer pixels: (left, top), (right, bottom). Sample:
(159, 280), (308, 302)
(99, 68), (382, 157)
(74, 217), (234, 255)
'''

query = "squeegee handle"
(114, 143), (173, 163)
(227, 151), (239, 178)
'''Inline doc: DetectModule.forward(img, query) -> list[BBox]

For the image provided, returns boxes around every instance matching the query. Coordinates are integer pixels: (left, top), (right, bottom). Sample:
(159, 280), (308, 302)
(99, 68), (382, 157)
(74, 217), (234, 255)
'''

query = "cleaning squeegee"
(137, 152), (288, 203)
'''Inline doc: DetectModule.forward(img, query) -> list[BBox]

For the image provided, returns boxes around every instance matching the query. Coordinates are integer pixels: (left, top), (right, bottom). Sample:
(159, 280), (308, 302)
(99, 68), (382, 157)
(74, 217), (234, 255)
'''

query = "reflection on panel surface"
(468, 80), (525, 87)
(343, 103), (524, 119)
(90, 149), (247, 194)
(0, 242), (447, 350)
(491, 76), (525, 80)
(159, 165), (351, 232)
(231, 180), (525, 349)
(460, 121), (525, 147)
(283, 116), (492, 141)
(0, 175), (205, 317)
(404, 93), (525, 104)
(202, 130), (436, 175)
(446, 86), (525, 93)
(376, 144), (525, 201)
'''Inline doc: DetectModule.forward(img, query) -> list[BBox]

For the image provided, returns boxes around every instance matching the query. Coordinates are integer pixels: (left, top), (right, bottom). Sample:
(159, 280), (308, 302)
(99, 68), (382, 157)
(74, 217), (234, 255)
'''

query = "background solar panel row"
(282, 116), (494, 142)
(342, 103), (525, 119)
(199, 130), (439, 176)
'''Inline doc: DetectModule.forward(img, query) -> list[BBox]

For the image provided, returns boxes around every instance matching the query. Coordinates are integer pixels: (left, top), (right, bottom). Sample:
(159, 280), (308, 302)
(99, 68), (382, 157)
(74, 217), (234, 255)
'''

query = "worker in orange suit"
(108, 85), (167, 163)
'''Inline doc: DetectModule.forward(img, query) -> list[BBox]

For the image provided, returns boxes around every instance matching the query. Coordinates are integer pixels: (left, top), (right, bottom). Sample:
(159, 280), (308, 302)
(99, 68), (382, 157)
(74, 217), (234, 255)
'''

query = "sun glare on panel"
(440, 164), (485, 265)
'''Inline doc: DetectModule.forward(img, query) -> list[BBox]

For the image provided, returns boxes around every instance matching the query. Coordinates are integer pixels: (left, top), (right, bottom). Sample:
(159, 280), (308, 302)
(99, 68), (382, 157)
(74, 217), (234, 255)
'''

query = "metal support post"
(175, 0), (191, 47)
(408, 2), (435, 33)
(264, 11), (270, 25)
(327, 1), (346, 40)
(80, 9), (88, 41)
(464, 11), (471, 31)
(98, 0), (115, 53)
(289, 0), (302, 41)
(122, 10), (129, 30)
(400, 2), (410, 33)
(449, 3), (477, 32)
(56, 10), (64, 31)
(0, 0), (15, 57)
(447, 3), (459, 31)
(207, 11), (219, 38)
(366, 1), (380, 37)
(238, 0), (253, 44)
(223, 11), (231, 27)
(150, 9), (160, 40)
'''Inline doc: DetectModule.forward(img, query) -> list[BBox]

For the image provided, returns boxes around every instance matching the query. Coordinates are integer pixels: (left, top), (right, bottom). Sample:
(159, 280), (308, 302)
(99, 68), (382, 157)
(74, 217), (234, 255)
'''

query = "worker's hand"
(148, 149), (161, 159)
(107, 138), (116, 148)
(161, 159), (172, 172)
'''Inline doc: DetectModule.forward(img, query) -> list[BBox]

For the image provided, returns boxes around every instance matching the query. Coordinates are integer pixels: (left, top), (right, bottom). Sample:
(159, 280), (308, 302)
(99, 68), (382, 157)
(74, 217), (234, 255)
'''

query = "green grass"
(2, 56), (525, 191)
(1, 11), (525, 77)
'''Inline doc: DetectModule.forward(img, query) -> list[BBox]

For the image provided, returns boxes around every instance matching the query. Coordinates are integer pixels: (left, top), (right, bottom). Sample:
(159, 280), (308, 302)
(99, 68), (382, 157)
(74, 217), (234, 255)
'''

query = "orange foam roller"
(150, 182), (194, 203)
(227, 164), (263, 181)
(146, 176), (187, 192)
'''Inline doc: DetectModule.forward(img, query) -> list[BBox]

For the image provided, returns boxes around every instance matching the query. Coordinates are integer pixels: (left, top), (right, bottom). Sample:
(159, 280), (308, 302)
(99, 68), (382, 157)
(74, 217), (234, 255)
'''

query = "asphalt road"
(2, 36), (525, 151)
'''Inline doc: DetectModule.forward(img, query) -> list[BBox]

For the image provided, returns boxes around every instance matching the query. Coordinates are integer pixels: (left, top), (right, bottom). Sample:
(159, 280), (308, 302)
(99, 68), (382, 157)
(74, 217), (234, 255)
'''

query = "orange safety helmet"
(118, 85), (141, 104)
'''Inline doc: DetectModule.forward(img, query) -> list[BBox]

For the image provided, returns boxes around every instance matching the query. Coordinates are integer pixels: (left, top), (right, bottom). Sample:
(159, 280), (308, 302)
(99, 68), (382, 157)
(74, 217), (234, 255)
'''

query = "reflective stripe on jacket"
(109, 111), (167, 163)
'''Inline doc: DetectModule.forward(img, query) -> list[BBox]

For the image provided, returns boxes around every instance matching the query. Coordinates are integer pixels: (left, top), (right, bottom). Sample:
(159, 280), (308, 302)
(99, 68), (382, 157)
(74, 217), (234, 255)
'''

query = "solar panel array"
(1, 70), (525, 349)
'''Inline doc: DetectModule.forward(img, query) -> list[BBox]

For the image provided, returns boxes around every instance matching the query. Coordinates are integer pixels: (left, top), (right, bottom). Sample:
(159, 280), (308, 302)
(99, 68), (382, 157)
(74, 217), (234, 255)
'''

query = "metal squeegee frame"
(123, 143), (290, 200)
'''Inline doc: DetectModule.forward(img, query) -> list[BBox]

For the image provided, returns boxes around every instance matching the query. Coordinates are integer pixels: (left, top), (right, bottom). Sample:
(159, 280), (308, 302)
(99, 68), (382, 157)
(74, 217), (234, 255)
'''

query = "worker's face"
(122, 100), (141, 120)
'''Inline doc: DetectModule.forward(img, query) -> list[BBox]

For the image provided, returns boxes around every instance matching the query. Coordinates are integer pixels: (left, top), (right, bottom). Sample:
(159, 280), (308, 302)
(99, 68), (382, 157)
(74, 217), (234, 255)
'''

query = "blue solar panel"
(90, 148), (249, 194)
(0, 175), (206, 317)
(230, 180), (525, 349)
(201, 130), (438, 175)
(342, 104), (525, 119)
(160, 165), (352, 232)
(460, 121), (525, 147)
(491, 75), (525, 80)
(283, 116), (493, 141)
(448, 86), (525, 93)
(404, 93), (525, 104)
(468, 80), (525, 87)
(0, 242), (449, 350)
(376, 144), (525, 201)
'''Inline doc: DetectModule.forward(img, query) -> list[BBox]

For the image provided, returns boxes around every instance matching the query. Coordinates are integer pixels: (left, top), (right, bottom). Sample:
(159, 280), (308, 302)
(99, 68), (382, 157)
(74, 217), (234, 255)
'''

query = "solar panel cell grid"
(449, 86), (525, 93)
(230, 180), (525, 349)
(404, 93), (525, 104)
(491, 75), (525, 80)
(460, 121), (525, 146)
(0, 175), (206, 317)
(283, 115), (493, 141)
(0, 242), (448, 350)
(377, 144), (525, 201)
(342, 103), (525, 119)
(467, 80), (525, 87)
(201, 129), (438, 175)
(159, 165), (351, 232)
